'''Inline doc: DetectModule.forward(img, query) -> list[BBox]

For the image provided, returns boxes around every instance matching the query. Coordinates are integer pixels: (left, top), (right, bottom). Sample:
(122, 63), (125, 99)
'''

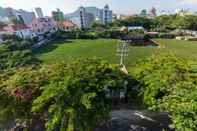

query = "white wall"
(16, 29), (35, 39)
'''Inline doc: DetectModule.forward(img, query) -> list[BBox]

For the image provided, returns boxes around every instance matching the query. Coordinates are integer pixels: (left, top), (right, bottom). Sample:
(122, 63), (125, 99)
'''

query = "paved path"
(95, 109), (173, 131)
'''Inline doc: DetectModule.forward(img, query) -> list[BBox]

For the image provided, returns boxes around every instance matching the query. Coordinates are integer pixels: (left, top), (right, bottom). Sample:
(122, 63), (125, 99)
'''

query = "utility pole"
(117, 40), (129, 65)
(117, 40), (129, 75)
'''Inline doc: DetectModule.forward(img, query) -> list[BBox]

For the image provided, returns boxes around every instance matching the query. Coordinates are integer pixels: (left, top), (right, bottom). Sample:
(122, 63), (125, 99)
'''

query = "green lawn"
(34, 39), (197, 66)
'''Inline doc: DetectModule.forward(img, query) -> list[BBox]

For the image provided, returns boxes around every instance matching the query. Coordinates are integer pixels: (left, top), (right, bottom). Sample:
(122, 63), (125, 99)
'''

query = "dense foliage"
(32, 58), (125, 131)
(0, 58), (126, 130)
(0, 66), (48, 128)
(110, 15), (197, 32)
(132, 54), (197, 130)
(116, 16), (154, 30)
(0, 35), (38, 71)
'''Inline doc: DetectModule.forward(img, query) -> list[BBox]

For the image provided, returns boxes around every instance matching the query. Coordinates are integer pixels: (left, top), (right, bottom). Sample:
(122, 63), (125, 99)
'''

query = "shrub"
(158, 33), (176, 39)
(132, 54), (197, 130)
(0, 58), (126, 130)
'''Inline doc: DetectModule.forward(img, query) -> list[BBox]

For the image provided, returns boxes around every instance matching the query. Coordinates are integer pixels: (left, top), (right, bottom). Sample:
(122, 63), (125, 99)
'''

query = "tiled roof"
(61, 20), (75, 27)
(11, 24), (30, 30)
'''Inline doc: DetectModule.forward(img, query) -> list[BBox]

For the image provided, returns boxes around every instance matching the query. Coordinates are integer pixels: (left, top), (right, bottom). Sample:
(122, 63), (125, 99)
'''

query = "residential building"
(4, 8), (36, 26)
(65, 5), (113, 28)
(85, 5), (113, 24)
(57, 20), (76, 32)
(102, 4), (113, 24)
(1, 7), (34, 24)
(52, 9), (64, 22)
(65, 7), (94, 28)
(35, 7), (44, 18)
(31, 17), (57, 35)
(175, 9), (192, 16)
(116, 14), (131, 20)
(85, 7), (103, 23)
(16, 10), (36, 26)
(2, 24), (36, 39)
(148, 7), (157, 17)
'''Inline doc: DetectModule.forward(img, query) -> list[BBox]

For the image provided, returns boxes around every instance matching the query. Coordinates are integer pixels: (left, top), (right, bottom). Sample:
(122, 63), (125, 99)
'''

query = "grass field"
(34, 39), (197, 66)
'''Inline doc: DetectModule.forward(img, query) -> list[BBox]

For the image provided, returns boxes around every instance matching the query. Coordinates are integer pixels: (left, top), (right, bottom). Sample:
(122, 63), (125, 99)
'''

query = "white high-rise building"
(65, 7), (94, 28)
(65, 5), (113, 28)
(3, 7), (35, 26)
(16, 9), (36, 25)
(35, 7), (44, 18)
(102, 5), (113, 24)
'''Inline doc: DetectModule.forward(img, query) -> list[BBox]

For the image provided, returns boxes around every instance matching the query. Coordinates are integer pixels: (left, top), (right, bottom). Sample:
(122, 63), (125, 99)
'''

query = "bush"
(158, 33), (176, 39)
(132, 54), (197, 130)
(0, 58), (126, 130)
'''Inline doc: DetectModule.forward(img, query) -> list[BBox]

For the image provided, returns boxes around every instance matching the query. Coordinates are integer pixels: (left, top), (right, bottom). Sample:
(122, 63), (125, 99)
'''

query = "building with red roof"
(57, 20), (76, 32)
(1, 24), (36, 39)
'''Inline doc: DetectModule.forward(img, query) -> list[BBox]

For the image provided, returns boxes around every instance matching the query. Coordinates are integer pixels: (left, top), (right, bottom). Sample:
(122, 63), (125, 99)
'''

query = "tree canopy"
(132, 54), (197, 130)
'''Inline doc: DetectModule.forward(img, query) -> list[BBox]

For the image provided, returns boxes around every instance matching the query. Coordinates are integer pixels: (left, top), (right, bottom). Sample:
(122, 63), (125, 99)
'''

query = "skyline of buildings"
(65, 5), (113, 28)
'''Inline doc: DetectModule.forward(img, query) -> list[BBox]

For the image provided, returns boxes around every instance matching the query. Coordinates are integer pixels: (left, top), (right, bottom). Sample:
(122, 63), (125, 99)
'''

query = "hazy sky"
(0, 0), (197, 16)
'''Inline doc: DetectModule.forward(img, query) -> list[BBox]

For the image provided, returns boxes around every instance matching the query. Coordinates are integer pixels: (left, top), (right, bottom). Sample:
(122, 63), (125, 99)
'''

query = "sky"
(1, 0), (197, 16)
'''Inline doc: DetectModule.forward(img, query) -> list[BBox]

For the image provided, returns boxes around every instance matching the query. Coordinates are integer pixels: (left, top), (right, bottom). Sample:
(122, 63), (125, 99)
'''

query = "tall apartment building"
(16, 9), (36, 25)
(85, 7), (103, 23)
(65, 5), (113, 28)
(52, 9), (64, 22)
(35, 7), (44, 18)
(102, 5), (113, 24)
(65, 7), (94, 29)
(0, 8), (35, 26)
(85, 5), (112, 24)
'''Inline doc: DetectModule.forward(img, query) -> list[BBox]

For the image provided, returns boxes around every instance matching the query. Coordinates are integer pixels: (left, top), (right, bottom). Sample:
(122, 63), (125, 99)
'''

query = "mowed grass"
(34, 38), (197, 66)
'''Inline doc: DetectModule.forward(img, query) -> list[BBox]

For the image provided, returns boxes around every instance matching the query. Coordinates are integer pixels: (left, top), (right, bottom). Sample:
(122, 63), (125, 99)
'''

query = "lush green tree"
(0, 39), (38, 71)
(0, 58), (126, 130)
(0, 65), (50, 128)
(32, 58), (125, 131)
(153, 15), (175, 31)
(119, 16), (154, 30)
(153, 14), (197, 31)
(132, 54), (197, 130)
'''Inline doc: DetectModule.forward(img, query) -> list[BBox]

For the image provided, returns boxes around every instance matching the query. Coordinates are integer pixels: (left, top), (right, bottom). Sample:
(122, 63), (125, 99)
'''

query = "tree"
(140, 9), (147, 17)
(132, 54), (197, 130)
(0, 58), (126, 130)
(119, 16), (154, 30)
(32, 58), (125, 131)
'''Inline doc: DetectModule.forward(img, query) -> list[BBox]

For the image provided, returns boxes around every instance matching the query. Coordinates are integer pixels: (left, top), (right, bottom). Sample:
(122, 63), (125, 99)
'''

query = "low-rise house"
(2, 24), (36, 39)
(57, 20), (76, 32)
(31, 17), (57, 35)
(128, 26), (145, 31)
